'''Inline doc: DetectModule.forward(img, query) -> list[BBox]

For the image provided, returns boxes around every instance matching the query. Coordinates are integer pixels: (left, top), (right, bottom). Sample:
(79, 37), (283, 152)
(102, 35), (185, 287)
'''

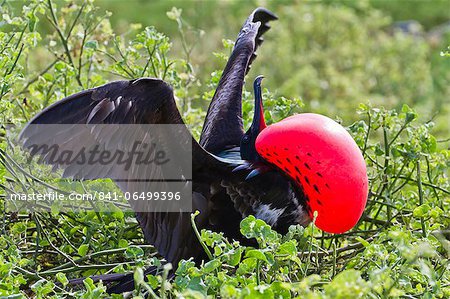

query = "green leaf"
(118, 239), (128, 248)
(202, 259), (221, 273)
(56, 272), (68, 287)
(134, 267), (144, 286)
(227, 248), (243, 266)
(78, 244), (89, 257)
(28, 14), (37, 32)
(54, 61), (66, 72)
(84, 40), (98, 50)
(146, 274), (159, 289)
(237, 257), (257, 274)
(245, 250), (268, 263)
(413, 204), (431, 218)
(11, 222), (27, 234)
(124, 245), (144, 259)
(277, 240), (297, 257)
(355, 237), (370, 247)
(324, 270), (369, 298)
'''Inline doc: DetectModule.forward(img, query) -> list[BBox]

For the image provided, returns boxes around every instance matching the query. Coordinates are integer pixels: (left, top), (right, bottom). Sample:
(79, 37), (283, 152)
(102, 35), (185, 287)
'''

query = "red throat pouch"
(255, 113), (368, 234)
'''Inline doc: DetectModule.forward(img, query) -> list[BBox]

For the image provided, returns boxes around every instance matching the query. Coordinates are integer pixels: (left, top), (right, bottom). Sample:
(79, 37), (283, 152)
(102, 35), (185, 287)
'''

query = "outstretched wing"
(19, 77), (225, 265)
(199, 8), (277, 154)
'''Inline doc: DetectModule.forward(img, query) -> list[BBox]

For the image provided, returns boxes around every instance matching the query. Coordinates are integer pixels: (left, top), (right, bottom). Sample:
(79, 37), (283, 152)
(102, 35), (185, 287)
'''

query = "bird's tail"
(107, 266), (162, 294)
(67, 266), (161, 294)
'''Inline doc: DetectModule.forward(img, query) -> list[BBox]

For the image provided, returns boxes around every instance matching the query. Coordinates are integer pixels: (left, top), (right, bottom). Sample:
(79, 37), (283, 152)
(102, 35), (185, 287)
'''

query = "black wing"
(20, 78), (227, 265)
(199, 8), (277, 154)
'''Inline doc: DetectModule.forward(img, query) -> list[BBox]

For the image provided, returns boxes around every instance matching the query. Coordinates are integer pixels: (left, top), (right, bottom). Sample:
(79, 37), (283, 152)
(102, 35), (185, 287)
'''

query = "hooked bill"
(255, 113), (368, 234)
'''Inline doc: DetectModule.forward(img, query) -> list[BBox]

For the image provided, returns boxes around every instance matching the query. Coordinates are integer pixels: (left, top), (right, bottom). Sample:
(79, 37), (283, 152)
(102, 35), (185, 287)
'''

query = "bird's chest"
(208, 177), (305, 235)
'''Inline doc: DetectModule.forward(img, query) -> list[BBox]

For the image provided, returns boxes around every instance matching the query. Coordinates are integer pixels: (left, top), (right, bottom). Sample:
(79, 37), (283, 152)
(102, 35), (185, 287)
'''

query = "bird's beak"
(240, 75), (267, 161)
(253, 75), (267, 133)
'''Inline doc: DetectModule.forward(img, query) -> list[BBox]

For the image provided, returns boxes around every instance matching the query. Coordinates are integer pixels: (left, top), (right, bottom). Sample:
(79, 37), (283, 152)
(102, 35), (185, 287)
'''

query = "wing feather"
(20, 77), (224, 265)
(199, 8), (277, 153)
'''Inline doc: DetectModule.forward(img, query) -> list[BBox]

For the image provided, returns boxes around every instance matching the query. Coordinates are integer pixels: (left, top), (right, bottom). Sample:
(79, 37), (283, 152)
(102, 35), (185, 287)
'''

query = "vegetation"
(0, 0), (448, 298)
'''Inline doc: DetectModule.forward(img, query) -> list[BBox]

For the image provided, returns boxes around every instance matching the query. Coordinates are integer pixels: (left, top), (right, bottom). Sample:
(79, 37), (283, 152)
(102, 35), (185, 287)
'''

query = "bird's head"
(242, 76), (368, 234)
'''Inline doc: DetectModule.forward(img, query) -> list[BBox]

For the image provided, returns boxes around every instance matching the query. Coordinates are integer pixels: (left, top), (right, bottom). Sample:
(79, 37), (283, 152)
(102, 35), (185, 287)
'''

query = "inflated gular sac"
(255, 113), (368, 234)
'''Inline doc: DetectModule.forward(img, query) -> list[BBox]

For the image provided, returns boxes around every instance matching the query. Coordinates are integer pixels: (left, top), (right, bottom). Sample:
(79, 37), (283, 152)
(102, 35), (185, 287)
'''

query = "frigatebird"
(19, 7), (368, 292)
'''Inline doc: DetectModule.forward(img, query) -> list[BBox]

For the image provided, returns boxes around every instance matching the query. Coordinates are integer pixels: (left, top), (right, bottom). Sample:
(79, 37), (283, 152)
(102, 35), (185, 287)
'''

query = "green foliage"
(0, 1), (448, 298)
(442, 45), (450, 57)
(368, 0), (450, 29)
(259, 3), (437, 118)
(0, 1), (42, 123)
(91, 0), (449, 128)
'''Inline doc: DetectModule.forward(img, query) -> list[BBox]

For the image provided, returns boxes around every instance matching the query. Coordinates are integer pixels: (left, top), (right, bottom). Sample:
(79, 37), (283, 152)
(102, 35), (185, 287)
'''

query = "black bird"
(19, 7), (368, 292)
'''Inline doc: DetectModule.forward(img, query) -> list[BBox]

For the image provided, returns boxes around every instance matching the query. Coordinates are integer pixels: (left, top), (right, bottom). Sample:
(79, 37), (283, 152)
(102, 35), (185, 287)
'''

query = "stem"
(141, 281), (160, 299)
(33, 213), (41, 270)
(1, 149), (71, 195)
(387, 122), (407, 147)
(396, 175), (448, 195)
(34, 213), (78, 267)
(382, 119), (392, 222)
(331, 240), (336, 278)
(77, 28), (87, 84)
(39, 262), (137, 276)
(66, 3), (86, 39)
(362, 111), (371, 157)
(386, 159), (408, 195)
(190, 210), (213, 260)
(47, 0), (83, 87)
(161, 263), (172, 299)
(416, 160), (427, 238)
(425, 156), (442, 208)
(18, 59), (59, 95)
(256, 260), (261, 285)
(146, 41), (161, 78)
